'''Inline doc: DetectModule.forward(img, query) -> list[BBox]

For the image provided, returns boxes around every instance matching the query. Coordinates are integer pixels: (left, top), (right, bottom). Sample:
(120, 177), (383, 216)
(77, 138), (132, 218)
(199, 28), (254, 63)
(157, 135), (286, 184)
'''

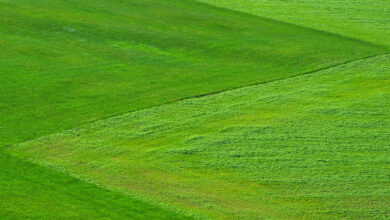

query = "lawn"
(0, 151), (193, 219)
(0, 0), (386, 147)
(1, 0), (389, 219)
(198, 0), (390, 47)
(8, 54), (390, 219)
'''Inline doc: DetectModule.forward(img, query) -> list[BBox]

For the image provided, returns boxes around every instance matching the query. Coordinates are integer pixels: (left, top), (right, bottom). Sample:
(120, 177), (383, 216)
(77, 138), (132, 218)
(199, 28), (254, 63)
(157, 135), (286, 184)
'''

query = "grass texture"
(0, 151), (192, 219)
(2, 0), (389, 218)
(0, 0), (387, 147)
(197, 0), (390, 47)
(9, 54), (390, 219)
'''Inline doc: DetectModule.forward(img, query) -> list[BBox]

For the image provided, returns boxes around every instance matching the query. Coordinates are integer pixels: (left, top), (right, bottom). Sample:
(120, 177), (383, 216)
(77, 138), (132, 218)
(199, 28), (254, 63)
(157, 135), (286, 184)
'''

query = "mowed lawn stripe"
(196, 0), (390, 47)
(0, 151), (194, 219)
(9, 54), (390, 219)
(0, 0), (387, 147)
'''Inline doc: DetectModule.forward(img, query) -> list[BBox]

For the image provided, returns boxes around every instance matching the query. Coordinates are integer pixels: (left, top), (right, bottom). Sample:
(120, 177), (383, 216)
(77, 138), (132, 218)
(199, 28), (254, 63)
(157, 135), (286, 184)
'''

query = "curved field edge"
(195, 0), (390, 47)
(0, 0), (388, 148)
(8, 54), (390, 219)
(0, 151), (195, 219)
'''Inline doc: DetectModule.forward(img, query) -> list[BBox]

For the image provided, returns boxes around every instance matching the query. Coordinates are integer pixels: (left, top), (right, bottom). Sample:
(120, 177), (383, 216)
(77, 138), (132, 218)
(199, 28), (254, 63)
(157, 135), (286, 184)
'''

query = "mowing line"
(6, 51), (390, 149)
(193, 0), (390, 49)
(67, 52), (390, 126)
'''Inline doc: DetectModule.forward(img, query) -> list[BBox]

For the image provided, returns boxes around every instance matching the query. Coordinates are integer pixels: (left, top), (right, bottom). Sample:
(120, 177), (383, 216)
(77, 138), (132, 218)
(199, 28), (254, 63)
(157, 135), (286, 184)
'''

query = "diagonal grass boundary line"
(161, 52), (390, 101)
(68, 52), (390, 126)
(6, 51), (390, 149)
(0, 150), (207, 220)
(191, 0), (390, 49)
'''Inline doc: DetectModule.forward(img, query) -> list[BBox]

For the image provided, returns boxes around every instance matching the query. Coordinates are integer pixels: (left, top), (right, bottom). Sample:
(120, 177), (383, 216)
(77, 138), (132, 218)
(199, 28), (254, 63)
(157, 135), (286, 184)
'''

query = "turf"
(197, 0), (390, 47)
(0, 0), (387, 148)
(0, 151), (192, 219)
(8, 54), (390, 219)
(2, 0), (389, 218)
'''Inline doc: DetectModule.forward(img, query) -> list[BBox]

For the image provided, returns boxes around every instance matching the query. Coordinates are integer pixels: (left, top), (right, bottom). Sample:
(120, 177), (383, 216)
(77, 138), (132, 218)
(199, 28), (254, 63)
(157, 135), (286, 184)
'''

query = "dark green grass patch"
(0, 0), (387, 147)
(9, 55), (390, 219)
(0, 151), (192, 219)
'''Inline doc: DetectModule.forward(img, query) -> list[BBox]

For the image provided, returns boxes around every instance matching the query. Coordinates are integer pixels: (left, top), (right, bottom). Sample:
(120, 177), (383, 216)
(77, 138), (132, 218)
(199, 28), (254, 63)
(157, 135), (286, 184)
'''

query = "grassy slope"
(2, 0), (389, 218)
(0, 152), (192, 219)
(0, 0), (387, 147)
(196, 0), (390, 47)
(9, 54), (390, 219)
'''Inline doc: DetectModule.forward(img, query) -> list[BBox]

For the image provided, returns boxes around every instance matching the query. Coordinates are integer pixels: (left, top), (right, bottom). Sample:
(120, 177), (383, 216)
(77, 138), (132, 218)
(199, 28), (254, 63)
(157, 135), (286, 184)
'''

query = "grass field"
(0, 0), (387, 147)
(198, 0), (390, 47)
(0, 152), (192, 219)
(8, 54), (390, 219)
(1, 0), (390, 219)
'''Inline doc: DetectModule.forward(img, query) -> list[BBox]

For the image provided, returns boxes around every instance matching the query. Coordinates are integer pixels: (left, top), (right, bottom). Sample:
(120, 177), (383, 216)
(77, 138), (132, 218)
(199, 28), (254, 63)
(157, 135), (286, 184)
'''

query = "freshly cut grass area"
(0, 152), (191, 219)
(197, 0), (390, 47)
(0, 0), (387, 147)
(9, 55), (390, 219)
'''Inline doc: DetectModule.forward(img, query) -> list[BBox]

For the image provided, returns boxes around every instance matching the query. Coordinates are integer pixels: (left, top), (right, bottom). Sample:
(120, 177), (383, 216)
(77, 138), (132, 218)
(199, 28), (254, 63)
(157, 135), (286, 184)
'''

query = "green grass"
(8, 54), (390, 219)
(197, 0), (390, 47)
(2, 0), (390, 218)
(0, 0), (387, 148)
(0, 151), (192, 219)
